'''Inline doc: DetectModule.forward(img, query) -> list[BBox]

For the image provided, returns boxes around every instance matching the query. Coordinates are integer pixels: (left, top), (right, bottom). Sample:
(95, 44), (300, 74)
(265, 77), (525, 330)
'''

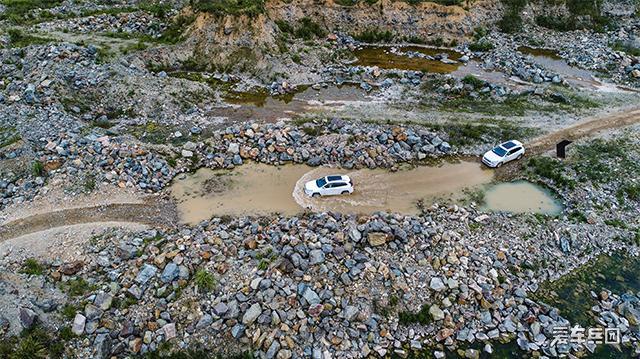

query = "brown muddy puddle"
(353, 45), (463, 73)
(170, 161), (494, 224)
(517, 46), (600, 89)
(481, 180), (563, 215)
(213, 83), (371, 122)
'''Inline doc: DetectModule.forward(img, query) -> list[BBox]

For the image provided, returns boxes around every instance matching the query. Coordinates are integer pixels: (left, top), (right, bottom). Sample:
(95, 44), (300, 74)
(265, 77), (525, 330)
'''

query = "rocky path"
(0, 198), (176, 242)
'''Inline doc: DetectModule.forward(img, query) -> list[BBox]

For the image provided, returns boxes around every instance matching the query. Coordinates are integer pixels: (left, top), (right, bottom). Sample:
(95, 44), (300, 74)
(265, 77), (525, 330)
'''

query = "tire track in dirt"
(0, 198), (177, 242)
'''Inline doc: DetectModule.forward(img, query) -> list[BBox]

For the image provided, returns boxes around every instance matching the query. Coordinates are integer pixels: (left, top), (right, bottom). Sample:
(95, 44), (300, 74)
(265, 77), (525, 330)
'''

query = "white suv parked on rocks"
(482, 140), (525, 168)
(304, 175), (354, 197)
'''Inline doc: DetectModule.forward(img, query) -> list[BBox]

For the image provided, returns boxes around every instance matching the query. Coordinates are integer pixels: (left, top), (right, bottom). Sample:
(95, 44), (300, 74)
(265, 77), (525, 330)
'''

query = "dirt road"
(526, 106), (640, 154)
(0, 198), (176, 242)
(1, 107), (638, 241)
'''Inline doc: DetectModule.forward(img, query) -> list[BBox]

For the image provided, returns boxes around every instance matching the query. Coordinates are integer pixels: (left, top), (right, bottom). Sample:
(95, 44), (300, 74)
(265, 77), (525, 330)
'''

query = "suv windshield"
(316, 178), (327, 187)
(492, 147), (507, 157)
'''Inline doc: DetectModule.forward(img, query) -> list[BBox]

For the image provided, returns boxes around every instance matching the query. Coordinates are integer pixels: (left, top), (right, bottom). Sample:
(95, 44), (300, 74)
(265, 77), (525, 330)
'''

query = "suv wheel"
(312, 193), (320, 198)
(497, 161), (503, 168)
(341, 191), (349, 195)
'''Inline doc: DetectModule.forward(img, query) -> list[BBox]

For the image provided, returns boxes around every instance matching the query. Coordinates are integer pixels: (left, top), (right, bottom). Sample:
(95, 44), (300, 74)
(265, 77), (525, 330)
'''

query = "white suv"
(482, 140), (525, 168)
(304, 175), (354, 197)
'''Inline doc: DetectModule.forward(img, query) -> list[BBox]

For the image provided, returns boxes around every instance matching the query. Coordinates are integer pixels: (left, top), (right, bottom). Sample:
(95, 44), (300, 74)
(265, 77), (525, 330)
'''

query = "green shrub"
(353, 28), (394, 43)
(293, 18), (326, 40)
(461, 74), (484, 88)
(31, 160), (45, 176)
(20, 258), (44, 275)
(7, 28), (54, 47)
(468, 40), (494, 52)
(194, 269), (216, 292)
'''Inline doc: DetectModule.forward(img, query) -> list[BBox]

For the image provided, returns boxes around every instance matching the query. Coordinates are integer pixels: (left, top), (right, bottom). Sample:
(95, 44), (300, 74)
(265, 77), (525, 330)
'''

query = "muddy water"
(517, 46), (600, 89)
(170, 161), (493, 224)
(353, 45), (463, 73)
(481, 181), (563, 215)
(214, 84), (370, 122)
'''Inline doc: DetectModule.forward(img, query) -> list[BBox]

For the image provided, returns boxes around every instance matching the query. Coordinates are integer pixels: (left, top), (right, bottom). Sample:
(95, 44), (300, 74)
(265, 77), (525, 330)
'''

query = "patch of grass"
(572, 139), (634, 184)
(62, 278), (94, 297)
(468, 39), (494, 52)
(525, 157), (575, 189)
(143, 348), (255, 359)
(617, 183), (640, 204)
(568, 210), (587, 223)
(31, 160), (45, 176)
(0, 127), (21, 148)
(429, 119), (537, 147)
(0, 0), (62, 24)
(83, 174), (96, 192)
(6, 28), (54, 48)
(461, 74), (484, 88)
(398, 304), (431, 325)
(293, 17), (326, 40)
(352, 28), (394, 43)
(191, 0), (265, 17)
(1, 325), (67, 359)
(60, 304), (79, 321)
(612, 41), (640, 56)
(20, 258), (45, 275)
(604, 218), (627, 229)
(194, 269), (216, 292)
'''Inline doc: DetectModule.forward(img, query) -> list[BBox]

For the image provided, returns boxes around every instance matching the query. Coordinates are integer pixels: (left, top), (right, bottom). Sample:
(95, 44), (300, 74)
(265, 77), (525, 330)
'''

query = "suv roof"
(502, 141), (517, 149)
(327, 175), (344, 182)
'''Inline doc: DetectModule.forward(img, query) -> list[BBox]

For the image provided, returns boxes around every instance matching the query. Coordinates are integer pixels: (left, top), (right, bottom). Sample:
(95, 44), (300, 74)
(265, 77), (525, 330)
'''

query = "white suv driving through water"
(482, 140), (525, 168)
(304, 175), (354, 197)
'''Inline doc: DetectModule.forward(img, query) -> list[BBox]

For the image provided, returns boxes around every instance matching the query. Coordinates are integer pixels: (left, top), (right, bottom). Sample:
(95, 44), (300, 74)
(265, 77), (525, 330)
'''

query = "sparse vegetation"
(352, 28), (394, 43)
(525, 157), (575, 189)
(468, 39), (494, 52)
(191, 0), (265, 17)
(0, 325), (67, 359)
(62, 278), (95, 297)
(0, 0), (62, 24)
(20, 258), (45, 275)
(398, 304), (431, 325)
(31, 160), (45, 177)
(6, 28), (54, 47)
(194, 269), (216, 292)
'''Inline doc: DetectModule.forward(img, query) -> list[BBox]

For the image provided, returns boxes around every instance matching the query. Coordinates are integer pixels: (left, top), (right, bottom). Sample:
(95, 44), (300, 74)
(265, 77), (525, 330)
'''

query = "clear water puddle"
(353, 45), (463, 73)
(170, 161), (493, 224)
(481, 180), (563, 215)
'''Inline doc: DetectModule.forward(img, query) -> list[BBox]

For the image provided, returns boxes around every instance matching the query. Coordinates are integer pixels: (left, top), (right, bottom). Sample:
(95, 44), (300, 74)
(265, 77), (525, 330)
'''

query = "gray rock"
(136, 264), (157, 284)
(430, 277), (446, 291)
(94, 333), (112, 359)
(213, 302), (229, 316)
(72, 314), (86, 335)
(19, 308), (37, 329)
(309, 249), (325, 265)
(242, 303), (262, 325)
(161, 262), (179, 283)
(303, 287), (321, 305)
